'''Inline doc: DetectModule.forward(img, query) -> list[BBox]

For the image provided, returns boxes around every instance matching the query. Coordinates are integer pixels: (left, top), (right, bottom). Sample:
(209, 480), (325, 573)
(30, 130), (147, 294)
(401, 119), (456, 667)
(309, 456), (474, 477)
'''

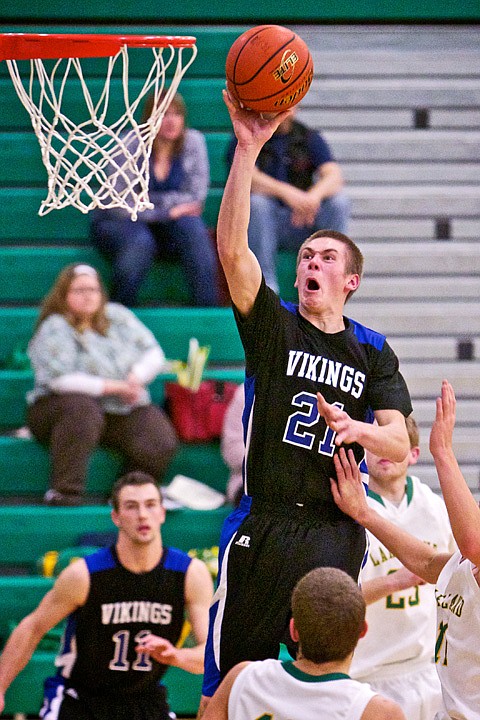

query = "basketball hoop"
(0, 33), (197, 220)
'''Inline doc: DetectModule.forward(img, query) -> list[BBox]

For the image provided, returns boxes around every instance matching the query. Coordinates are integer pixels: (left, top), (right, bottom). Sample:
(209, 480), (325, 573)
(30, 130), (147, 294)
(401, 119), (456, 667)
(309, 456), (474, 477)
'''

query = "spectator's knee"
(330, 191), (351, 216)
(55, 394), (105, 432)
(250, 193), (276, 216)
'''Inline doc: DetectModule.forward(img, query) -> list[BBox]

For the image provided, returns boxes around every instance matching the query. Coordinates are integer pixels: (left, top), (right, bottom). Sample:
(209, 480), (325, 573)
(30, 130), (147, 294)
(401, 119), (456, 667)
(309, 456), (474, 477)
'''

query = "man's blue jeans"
(90, 213), (220, 306)
(248, 192), (351, 293)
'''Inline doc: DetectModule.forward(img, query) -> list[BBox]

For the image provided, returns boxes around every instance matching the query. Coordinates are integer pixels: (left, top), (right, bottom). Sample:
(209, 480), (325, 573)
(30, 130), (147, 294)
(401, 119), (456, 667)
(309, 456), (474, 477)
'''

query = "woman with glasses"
(26, 263), (178, 506)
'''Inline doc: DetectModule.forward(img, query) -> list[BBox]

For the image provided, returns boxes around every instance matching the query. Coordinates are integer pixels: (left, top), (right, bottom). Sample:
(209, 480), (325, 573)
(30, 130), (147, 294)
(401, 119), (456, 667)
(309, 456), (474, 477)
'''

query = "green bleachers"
(0, 371), (32, 426)
(0, 187), (223, 243)
(0, 244), (298, 305)
(0, 23), (298, 719)
(0, 132), (230, 189)
(0, 78), (230, 132)
(0, 305), (246, 427)
(0, 578), (54, 637)
(0, 504), (230, 569)
(0, 26), (235, 273)
(0, 303), (244, 548)
(0, 308), (37, 361)
(0, 0), (477, 21)
(0, 367), (244, 427)
(0, 438), (231, 498)
(0, 242), (235, 303)
(0, 306), (244, 364)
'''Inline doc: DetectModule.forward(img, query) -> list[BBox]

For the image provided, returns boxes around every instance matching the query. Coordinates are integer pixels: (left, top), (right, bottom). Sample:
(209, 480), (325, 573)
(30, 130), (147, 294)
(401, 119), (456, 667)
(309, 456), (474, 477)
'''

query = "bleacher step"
(0, 504), (231, 568)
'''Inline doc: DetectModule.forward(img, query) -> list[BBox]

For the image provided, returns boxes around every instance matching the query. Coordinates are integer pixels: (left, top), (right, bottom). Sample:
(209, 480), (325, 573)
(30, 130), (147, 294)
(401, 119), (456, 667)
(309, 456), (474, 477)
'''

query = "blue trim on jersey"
(243, 377), (255, 440)
(348, 317), (386, 351)
(85, 546), (116, 574)
(55, 614), (77, 680)
(280, 298), (298, 315)
(163, 546), (192, 573)
(202, 495), (252, 697)
(61, 615), (77, 655)
(243, 377), (256, 495)
(203, 603), (221, 696)
(42, 674), (66, 714)
(278, 304), (386, 353)
(217, 495), (252, 584)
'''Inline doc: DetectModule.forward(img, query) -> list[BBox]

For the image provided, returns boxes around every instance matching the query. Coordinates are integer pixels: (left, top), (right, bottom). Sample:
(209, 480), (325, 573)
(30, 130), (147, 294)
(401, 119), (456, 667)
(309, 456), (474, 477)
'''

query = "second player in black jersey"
(0, 472), (213, 720)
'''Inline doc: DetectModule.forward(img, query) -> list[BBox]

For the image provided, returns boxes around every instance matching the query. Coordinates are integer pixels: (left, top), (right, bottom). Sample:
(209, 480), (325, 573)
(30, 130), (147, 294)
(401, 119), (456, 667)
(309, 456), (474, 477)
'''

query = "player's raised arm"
(217, 90), (291, 316)
(430, 380), (480, 565)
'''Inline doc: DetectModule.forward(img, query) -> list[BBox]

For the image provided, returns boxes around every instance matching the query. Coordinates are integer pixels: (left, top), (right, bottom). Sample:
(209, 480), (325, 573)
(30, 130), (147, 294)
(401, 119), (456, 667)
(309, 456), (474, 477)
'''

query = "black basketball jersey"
(234, 281), (412, 517)
(56, 545), (191, 698)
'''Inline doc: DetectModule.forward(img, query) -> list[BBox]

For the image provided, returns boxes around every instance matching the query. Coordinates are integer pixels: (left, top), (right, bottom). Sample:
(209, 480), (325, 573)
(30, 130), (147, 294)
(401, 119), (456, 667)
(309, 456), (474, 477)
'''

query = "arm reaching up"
(330, 448), (450, 585)
(429, 380), (480, 565)
(217, 91), (291, 316)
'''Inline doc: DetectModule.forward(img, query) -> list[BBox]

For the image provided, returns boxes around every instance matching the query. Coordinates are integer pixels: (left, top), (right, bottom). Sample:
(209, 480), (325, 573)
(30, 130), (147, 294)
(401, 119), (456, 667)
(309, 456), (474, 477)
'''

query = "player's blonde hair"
(406, 414), (420, 449)
(292, 567), (365, 663)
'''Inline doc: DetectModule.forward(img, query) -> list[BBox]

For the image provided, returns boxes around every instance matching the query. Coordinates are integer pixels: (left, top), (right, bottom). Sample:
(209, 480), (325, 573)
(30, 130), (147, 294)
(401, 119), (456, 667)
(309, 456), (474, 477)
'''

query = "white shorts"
(366, 664), (442, 720)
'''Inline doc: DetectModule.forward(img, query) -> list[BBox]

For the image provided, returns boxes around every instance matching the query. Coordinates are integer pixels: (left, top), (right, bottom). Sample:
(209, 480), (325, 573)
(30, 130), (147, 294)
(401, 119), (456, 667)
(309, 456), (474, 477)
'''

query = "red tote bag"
(165, 380), (238, 442)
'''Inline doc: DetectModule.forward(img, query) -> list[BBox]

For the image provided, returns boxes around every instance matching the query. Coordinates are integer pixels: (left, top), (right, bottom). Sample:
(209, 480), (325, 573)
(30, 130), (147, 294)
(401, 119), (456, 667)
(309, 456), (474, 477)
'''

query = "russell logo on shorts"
(235, 535), (251, 548)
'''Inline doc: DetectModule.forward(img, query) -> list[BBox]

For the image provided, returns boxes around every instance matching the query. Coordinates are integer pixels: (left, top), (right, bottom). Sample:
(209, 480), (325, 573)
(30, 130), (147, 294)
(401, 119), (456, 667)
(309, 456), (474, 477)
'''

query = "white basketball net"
(6, 43), (197, 220)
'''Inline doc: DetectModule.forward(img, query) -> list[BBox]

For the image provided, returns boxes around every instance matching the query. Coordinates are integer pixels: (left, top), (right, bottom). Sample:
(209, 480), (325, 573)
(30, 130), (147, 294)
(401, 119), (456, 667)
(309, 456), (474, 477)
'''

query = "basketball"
(225, 25), (314, 114)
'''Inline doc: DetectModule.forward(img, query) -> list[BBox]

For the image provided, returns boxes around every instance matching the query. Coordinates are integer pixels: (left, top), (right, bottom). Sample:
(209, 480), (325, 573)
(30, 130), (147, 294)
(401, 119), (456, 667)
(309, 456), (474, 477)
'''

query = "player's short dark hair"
(110, 471), (162, 511)
(296, 229), (364, 302)
(406, 414), (420, 449)
(291, 567), (365, 663)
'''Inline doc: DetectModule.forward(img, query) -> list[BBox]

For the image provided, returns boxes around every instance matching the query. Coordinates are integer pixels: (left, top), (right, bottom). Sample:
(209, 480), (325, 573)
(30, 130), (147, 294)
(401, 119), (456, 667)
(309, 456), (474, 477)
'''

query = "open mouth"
(307, 278), (320, 291)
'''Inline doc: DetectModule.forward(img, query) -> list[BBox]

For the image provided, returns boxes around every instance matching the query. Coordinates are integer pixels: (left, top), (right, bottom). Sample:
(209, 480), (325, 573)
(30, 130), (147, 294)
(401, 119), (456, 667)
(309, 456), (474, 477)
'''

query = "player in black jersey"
(0, 472), (213, 720)
(199, 92), (412, 711)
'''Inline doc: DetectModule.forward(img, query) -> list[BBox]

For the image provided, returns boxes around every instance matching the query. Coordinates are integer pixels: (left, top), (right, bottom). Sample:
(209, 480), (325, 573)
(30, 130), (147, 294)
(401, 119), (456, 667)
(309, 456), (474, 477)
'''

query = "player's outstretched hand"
(389, 565), (427, 592)
(330, 448), (369, 523)
(317, 392), (360, 446)
(429, 380), (456, 460)
(222, 89), (291, 147)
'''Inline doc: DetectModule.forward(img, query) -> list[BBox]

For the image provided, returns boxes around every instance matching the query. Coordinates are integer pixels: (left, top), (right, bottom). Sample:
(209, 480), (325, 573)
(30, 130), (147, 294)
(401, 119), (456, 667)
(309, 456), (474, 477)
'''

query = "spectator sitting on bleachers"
(90, 91), (220, 307)
(26, 264), (178, 506)
(226, 106), (351, 294)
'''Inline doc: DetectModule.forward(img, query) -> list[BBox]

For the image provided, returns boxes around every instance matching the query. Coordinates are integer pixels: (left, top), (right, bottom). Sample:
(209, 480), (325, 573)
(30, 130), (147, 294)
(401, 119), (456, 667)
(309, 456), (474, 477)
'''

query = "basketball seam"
(238, 54), (312, 104)
(226, 26), (272, 83)
(231, 33), (297, 86)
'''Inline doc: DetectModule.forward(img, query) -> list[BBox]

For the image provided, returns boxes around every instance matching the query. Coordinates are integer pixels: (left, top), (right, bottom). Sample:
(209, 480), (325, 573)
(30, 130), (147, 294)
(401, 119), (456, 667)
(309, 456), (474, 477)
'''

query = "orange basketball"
(225, 25), (314, 114)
